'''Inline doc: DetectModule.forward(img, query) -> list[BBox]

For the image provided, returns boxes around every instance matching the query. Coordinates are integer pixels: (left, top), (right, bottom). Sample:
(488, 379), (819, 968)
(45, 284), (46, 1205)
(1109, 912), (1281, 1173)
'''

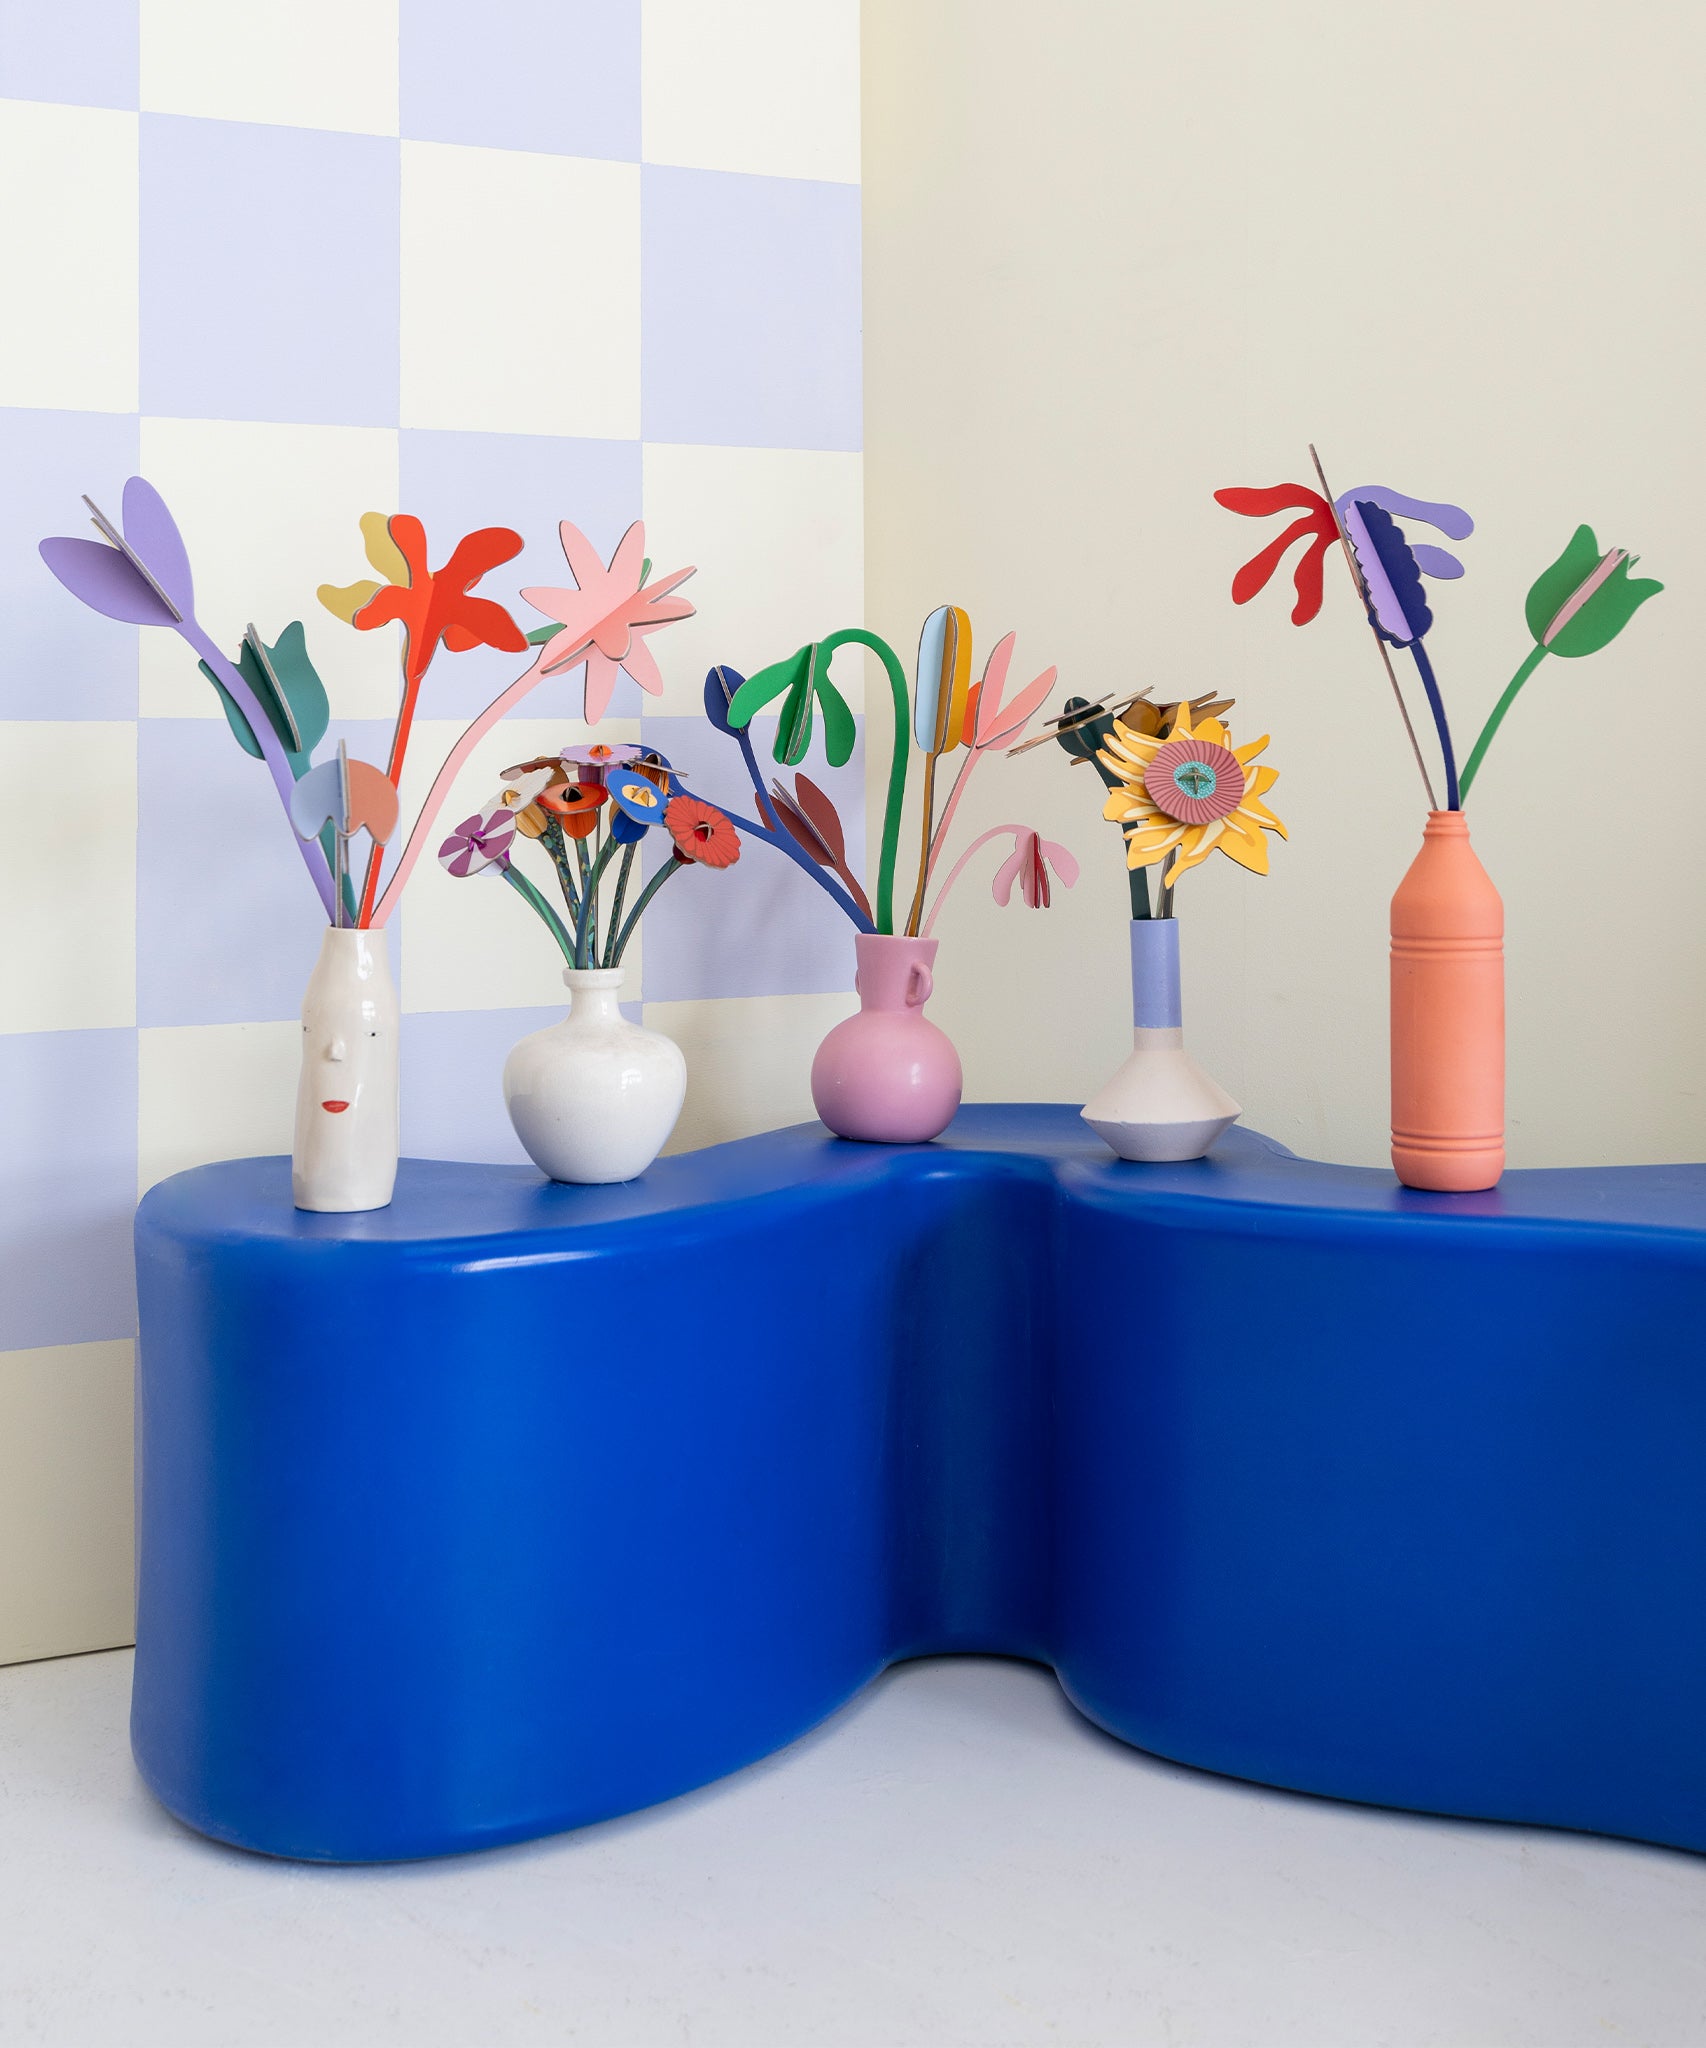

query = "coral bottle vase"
(1391, 810), (1504, 1193)
(811, 934), (962, 1144)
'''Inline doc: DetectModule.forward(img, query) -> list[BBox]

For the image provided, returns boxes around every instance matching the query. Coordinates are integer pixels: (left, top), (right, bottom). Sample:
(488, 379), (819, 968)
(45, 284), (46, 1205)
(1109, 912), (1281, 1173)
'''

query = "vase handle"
(905, 961), (933, 1008)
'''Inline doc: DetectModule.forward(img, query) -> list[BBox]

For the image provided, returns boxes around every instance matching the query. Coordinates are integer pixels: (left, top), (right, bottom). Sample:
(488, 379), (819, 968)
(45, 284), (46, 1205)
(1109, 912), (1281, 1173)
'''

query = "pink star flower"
(522, 521), (697, 724)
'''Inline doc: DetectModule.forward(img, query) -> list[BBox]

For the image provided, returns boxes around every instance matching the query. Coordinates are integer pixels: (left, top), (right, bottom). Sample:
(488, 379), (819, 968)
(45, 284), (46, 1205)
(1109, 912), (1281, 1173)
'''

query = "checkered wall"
(0, 0), (865, 1660)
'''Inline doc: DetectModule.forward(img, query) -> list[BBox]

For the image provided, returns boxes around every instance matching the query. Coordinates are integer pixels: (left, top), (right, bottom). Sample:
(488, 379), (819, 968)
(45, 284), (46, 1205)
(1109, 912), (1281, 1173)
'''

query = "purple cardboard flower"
(1335, 485), (1474, 643)
(40, 476), (336, 916)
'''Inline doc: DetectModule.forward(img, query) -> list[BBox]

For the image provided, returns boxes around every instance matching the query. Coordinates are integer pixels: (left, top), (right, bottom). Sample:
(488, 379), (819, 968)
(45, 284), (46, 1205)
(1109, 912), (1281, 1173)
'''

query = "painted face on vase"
(292, 931), (400, 1213)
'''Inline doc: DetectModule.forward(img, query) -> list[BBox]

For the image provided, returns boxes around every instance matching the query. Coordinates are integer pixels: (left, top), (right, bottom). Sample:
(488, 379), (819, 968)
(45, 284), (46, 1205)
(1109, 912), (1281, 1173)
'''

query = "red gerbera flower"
(665, 795), (741, 869)
(1213, 484), (1339, 626)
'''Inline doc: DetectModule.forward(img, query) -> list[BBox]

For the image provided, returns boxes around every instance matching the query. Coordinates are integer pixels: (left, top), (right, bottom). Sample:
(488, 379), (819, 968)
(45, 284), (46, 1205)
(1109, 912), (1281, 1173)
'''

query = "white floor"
(1, 1652), (1703, 2048)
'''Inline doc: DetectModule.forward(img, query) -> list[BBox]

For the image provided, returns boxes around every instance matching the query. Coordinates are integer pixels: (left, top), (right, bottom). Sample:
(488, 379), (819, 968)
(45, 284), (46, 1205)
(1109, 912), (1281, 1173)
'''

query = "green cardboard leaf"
(777, 670), (816, 764)
(1524, 525), (1662, 658)
(813, 669), (857, 768)
(200, 620), (329, 772)
(728, 646), (809, 729)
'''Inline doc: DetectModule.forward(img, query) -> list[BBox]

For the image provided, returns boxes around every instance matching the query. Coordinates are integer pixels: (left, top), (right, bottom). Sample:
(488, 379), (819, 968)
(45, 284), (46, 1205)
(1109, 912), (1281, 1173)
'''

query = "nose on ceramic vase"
(325, 1037), (347, 1061)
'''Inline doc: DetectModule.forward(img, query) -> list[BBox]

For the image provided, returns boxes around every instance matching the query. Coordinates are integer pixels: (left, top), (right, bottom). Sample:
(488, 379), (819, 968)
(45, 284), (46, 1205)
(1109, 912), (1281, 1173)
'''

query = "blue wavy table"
(132, 1105), (1706, 1863)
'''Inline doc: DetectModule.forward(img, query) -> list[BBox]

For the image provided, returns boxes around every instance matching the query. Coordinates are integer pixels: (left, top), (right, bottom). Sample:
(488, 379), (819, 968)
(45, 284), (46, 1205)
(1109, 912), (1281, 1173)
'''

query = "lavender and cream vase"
(1082, 918), (1239, 1162)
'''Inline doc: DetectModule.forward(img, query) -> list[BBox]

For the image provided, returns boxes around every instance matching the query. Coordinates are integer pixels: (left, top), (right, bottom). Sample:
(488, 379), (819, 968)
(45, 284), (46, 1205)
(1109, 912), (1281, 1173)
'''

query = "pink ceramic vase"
(812, 935), (963, 1143)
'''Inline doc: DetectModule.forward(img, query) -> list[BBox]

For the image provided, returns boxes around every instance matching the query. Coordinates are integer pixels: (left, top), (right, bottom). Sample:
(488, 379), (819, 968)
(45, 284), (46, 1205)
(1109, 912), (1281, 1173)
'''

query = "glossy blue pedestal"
(132, 1106), (1706, 1863)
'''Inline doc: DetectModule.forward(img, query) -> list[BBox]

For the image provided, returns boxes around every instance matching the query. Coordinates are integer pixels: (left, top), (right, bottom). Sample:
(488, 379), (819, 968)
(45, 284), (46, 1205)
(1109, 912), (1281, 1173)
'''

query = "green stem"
(543, 818), (580, 921)
(1459, 644), (1548, 803)
(820, 626), (910, 935)
(575, 834), (621, 969)
(502, 864), (576, 966)
(602, 842), (638, 968)
(609, 855), (684, 966)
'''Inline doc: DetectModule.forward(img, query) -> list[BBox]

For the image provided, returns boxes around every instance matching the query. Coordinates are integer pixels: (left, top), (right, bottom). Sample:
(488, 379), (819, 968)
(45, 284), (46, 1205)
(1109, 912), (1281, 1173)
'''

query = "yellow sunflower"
(1098, 703), (1285, 883)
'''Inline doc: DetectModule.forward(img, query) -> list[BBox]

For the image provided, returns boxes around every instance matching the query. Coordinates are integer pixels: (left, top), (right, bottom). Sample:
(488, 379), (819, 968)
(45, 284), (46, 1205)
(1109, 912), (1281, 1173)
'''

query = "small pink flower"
(992, 829), (1079, 910)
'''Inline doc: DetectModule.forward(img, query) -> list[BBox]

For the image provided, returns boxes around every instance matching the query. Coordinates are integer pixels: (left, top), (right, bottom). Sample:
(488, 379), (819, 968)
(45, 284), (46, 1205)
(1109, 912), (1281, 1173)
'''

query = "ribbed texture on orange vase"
(1390, 811), (1504, 1192)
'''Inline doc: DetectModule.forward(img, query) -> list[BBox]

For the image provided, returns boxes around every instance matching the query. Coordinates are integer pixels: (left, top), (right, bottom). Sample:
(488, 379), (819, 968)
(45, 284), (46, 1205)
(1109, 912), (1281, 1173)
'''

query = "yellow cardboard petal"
(1240, 792), (1288, 836)
(1233, 734), (1270, 766)
(1217, 824), (1271, 875)
(318, 578), (383, 624)
(361, 510), (410, 586)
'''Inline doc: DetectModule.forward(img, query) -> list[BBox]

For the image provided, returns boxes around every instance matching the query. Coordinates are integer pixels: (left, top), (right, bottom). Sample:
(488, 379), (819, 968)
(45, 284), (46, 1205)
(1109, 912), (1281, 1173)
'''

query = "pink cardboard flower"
(522, 522), (696, 723)
(562, 740), (643, 777)
(992, 829), (1079, 910)
(438, 806), (515, 879)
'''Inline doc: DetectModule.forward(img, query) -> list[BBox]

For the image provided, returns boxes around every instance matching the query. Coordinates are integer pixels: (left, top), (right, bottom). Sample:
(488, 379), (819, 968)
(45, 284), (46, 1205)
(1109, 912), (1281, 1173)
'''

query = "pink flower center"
(1143, 737), (1243, 824)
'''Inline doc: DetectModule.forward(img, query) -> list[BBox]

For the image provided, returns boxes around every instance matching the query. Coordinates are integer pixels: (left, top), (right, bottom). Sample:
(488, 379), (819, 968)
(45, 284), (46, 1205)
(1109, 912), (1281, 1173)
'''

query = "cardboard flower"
(1522, 525), (1662, 658)
(1458, 525), (1663, 800)
(666, 795), (741, 868)
(726, 640), (858, 769)
(523, 521), (697, 722)
(1215, 481), (1472, 632)
(41, 476), (338, 916)
(319, 513), (529, 921)
(320, 514), (528, 680)
(608, 772), (670, 830)
(438, 806), (515, 878)
(562, 741), (642, 776)
(1213, 483), (1340, 625)
(539, 779), (608, 841)
(919, 819), (1080, 936)
(1100, 704), (1285, 884)
(991, 829), (1078, 910)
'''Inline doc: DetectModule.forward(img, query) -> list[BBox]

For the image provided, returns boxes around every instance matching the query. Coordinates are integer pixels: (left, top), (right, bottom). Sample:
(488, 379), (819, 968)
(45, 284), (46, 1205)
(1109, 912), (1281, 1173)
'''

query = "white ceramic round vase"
(293, 927), (400, 1213)
(504, 967), (687, 1185)
(1082, 917), (1239, 1163)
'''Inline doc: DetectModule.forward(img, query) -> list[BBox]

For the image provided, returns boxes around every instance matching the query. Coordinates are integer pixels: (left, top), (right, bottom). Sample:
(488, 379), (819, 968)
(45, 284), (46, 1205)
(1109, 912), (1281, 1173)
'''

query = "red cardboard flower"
(1213, 484), (1339, 626)
(665, 795), (741, 869)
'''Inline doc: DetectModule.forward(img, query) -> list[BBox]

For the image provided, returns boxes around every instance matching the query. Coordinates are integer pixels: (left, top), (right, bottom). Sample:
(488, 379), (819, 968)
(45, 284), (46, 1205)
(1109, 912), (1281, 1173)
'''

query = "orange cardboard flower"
(539, 778), (608, 841)
(318, 513), (529, 922)
(522, 520), (697, 723)
(321, 514), (528, 685)
(665, 794), (740, 869)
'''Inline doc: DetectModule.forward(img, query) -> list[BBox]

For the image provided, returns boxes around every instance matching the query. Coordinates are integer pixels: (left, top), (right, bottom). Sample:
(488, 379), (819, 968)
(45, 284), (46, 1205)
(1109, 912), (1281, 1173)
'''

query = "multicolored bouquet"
(435, 742), (740, 969)
(704, 609), (1077, 936)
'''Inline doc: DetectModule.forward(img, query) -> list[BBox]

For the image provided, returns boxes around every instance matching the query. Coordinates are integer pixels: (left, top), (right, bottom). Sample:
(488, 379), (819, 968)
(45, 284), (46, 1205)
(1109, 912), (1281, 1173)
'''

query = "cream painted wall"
(861, 0), (1706, 1168)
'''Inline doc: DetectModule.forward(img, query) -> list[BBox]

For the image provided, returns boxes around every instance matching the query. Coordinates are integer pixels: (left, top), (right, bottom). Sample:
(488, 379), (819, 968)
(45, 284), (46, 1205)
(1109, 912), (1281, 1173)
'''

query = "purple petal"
(1410, 543), (1466, 580)
(1336, 485), (1474, 543)
(121, 475), (195, 615)
(39, 536), (178, 626)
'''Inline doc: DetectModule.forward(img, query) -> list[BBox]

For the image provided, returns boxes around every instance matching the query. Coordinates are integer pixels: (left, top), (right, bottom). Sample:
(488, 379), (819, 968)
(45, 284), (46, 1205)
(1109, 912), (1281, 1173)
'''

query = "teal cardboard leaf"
(201, 621), (329, 772)
(1524, 525), (1662, 658)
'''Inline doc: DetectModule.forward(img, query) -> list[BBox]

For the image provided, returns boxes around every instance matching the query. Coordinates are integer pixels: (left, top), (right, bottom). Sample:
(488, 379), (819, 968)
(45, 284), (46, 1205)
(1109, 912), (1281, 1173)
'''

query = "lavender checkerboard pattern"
(0, 0), (864, 1406)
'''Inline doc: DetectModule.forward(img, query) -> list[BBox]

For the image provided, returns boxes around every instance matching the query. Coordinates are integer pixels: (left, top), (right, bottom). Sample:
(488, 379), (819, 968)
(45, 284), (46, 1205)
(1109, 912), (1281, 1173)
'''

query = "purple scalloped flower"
(437, 807), (515, 879)
(1336, 485), (1474, 643)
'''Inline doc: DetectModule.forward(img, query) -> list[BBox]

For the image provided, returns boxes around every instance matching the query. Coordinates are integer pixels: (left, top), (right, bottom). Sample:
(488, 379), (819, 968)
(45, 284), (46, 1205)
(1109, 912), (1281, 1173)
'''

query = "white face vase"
(292, 928), (400, 1213)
